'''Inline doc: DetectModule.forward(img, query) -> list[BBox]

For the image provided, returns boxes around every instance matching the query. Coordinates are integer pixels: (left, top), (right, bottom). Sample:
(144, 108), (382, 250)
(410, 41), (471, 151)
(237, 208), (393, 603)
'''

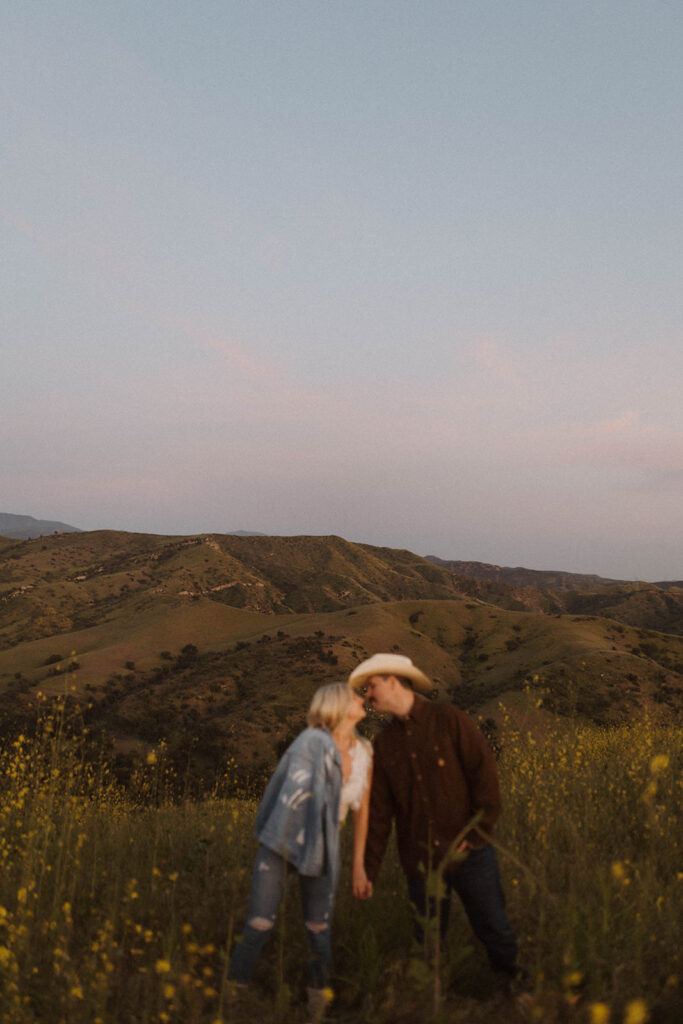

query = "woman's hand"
(352, 864), (373, 900)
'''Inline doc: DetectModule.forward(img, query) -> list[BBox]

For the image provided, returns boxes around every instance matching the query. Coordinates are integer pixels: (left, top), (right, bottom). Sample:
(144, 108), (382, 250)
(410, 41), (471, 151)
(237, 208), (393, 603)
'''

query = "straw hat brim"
(349, 653), (433, 694)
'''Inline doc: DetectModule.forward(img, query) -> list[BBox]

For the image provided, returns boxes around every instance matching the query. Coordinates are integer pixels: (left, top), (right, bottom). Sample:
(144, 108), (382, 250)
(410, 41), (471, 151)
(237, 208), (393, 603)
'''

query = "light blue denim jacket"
(255, 728), (342, 887)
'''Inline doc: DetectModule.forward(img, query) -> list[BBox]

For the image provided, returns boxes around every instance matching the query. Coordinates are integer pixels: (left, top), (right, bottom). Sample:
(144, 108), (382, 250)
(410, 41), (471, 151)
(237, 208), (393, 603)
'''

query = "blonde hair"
(307, 681), (355, 732)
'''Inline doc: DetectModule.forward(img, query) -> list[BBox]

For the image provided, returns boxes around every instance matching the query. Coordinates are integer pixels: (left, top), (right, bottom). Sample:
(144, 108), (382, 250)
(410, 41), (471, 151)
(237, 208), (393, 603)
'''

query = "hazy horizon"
(3, 3), (682, 582)
(2, 509), (680, 585)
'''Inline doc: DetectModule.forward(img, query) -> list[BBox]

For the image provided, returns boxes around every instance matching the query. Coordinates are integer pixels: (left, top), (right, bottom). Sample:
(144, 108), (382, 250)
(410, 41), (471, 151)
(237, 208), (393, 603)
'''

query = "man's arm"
(352, 761), (373, 898)
(451, 709), (502, 843)
(363, 749), (395, 883)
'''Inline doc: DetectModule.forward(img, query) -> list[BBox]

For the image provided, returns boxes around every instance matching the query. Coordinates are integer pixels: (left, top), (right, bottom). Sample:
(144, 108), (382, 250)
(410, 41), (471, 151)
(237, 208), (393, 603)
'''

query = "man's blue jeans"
(407, 844), (518, 976)
(229, 843), (335, 990)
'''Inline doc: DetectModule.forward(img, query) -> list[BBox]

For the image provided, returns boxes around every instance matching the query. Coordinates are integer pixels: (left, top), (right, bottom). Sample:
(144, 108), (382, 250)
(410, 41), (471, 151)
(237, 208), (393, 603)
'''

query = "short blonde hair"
(307, 681), (355, 732)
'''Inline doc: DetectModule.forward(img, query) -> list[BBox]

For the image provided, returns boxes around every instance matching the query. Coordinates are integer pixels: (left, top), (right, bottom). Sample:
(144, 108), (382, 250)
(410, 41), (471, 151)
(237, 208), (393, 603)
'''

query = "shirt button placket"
(406, 726), (430, 817)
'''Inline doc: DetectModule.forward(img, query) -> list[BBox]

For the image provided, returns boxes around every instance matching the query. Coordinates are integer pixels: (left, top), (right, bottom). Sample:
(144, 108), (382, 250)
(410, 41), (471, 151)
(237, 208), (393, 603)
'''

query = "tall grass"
(0, 697), (680, 1023)
(497, 719), (681, 1023)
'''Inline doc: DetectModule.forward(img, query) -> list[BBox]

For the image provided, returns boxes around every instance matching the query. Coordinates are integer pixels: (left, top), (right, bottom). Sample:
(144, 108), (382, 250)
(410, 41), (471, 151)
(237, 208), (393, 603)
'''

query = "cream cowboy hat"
(348, 653), (433, 694)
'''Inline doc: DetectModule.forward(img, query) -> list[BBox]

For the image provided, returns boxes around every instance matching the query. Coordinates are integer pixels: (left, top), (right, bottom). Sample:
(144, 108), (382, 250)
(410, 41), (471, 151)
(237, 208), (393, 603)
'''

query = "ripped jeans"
(228, 843), (335, 990)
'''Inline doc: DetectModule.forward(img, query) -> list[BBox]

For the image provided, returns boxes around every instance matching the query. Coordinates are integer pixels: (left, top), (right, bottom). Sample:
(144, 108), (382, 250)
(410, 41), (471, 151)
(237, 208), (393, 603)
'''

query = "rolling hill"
(0, 530), (681, 787)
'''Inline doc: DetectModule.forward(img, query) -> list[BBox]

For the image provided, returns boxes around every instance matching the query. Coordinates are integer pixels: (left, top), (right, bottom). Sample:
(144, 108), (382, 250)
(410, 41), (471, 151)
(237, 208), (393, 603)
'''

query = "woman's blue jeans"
(407, 844), (518, 976)
(229, 843), (335, 990)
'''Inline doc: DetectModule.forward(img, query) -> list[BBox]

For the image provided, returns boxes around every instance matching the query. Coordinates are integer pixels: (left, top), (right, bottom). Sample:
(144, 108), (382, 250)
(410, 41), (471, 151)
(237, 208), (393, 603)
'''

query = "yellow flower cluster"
(0, 694), (678, 1023)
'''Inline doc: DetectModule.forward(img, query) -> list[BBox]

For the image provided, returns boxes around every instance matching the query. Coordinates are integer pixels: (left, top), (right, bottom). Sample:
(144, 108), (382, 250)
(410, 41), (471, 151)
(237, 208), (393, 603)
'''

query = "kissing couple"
(228, 653), (520, 1021)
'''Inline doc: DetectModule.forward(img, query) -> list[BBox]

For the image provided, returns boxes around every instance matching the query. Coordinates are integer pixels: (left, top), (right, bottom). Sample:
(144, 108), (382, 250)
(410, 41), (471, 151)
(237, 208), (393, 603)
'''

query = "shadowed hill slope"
(1, 531), (681, 787)
(427, 556), (683, 635)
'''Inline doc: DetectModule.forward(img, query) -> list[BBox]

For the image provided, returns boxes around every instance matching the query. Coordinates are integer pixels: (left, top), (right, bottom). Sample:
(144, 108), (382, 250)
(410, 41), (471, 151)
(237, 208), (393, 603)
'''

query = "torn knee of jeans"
(248, 916), (274, 931)
(305, 921), (328, 934)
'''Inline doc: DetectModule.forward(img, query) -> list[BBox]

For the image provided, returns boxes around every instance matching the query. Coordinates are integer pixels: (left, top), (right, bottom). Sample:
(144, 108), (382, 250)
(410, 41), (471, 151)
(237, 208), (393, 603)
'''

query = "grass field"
(0, 696), (680, 1024)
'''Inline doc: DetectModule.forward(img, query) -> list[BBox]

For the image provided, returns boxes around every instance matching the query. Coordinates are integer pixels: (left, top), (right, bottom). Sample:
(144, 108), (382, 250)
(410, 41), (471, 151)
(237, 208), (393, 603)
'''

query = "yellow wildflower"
(146, 751), (158, 765)
(623, 999), (649, 1024)
(163, 983), (175, 1000)
(611, 862), (629, 885)
(0, 946), (11, 967)
(589, 1002), (611, 1024)
(155, 959), (171, 974)
(70, 985), (84, 1000)
(649, 754), (669, 774)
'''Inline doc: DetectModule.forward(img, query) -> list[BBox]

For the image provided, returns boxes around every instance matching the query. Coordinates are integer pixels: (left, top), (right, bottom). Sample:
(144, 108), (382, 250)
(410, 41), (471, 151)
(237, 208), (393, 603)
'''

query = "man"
(349, 652), (519, 982)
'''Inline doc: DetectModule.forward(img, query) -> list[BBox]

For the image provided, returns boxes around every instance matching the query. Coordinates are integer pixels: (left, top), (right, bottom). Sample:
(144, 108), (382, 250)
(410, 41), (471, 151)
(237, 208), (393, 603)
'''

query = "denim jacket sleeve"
(255, 728), (342, 885)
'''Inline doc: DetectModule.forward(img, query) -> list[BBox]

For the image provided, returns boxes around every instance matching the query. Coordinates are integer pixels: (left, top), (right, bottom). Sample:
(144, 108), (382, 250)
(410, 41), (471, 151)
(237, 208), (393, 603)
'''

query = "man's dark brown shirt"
(365, 694), (502, 882)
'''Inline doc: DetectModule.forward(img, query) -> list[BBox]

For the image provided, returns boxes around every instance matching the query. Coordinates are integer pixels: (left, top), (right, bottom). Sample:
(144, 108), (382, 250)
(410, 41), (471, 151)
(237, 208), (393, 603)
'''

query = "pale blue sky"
(2, 2), (682, 580)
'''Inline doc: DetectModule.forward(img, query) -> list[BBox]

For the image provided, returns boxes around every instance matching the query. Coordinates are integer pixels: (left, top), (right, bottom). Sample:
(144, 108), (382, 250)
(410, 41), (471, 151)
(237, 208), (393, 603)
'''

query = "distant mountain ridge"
(425, 556), (625, 589)
(0, 513), (81, 539)
(426, 555), (682, 590)
(426, 555), (683, 635)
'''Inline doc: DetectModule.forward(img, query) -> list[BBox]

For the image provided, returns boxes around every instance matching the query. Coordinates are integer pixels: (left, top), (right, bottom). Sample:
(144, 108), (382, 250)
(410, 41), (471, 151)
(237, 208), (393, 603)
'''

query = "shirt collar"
(400, 692), (427, 723)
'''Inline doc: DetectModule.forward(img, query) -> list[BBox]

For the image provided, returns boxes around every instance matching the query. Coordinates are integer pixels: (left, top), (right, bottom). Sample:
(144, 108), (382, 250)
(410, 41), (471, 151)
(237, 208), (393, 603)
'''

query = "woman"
(228, 682), (372, 1019)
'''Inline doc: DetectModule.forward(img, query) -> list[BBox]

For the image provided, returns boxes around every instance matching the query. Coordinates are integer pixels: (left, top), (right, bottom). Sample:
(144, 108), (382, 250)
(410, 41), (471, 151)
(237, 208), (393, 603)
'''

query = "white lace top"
(339, 738), (372, 824)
